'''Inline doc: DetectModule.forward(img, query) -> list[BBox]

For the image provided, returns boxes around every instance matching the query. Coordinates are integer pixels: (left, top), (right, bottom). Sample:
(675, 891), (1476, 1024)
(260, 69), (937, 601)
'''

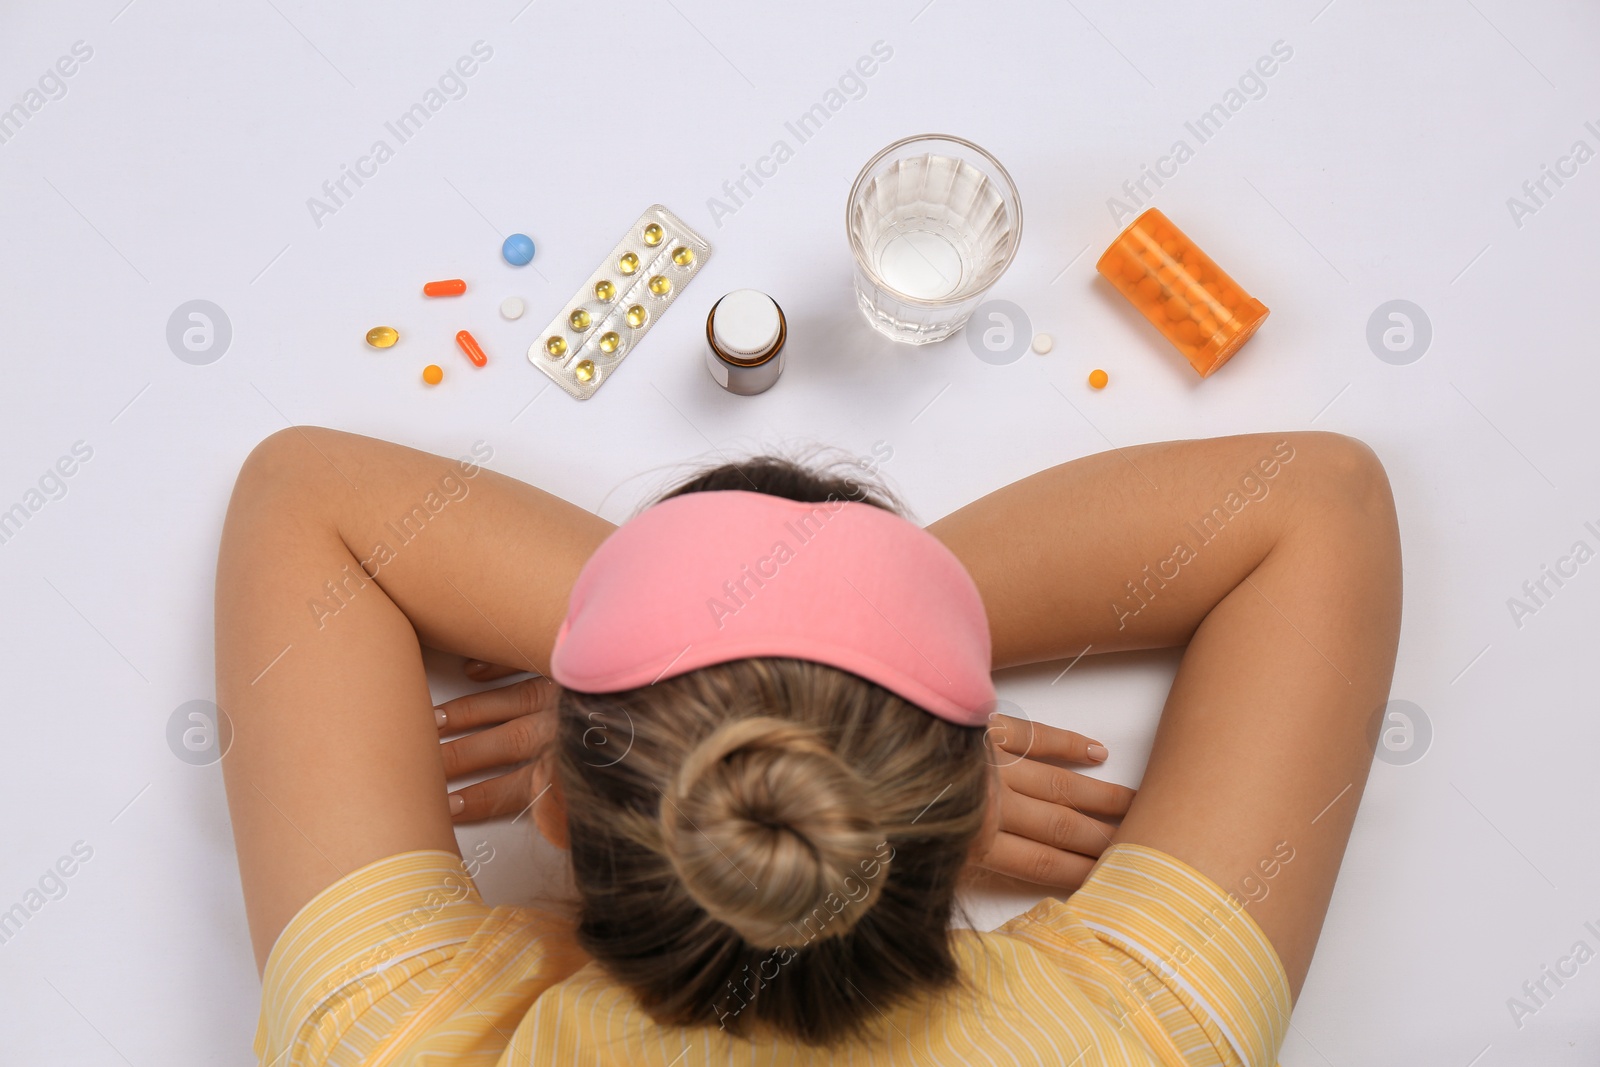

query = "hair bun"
(659, 716), (889, 948)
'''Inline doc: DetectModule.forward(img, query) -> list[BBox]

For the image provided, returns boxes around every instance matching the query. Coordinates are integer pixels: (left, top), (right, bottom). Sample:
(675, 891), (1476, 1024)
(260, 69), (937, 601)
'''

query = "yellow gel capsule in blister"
(528, 204), (712, 400)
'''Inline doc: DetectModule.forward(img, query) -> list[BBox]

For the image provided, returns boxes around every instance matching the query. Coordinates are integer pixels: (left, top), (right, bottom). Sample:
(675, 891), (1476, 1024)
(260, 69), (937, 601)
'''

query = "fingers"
(989, 713), (1108, 764)
(974, 831), (1097, 892)
(440, 714), (555, 779)
(998, 788), (1119, 858)
(447, 764), (541, 823)
(1000, 758), (1136, 818)
(465, 660), (537, 682)
(436, 677), (560, 732)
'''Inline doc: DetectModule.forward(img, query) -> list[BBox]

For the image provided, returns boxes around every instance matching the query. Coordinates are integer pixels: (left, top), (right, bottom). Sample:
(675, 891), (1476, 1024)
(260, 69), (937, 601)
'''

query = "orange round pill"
(1088, 369), (1109, 389)
(422, 364), (443, 385)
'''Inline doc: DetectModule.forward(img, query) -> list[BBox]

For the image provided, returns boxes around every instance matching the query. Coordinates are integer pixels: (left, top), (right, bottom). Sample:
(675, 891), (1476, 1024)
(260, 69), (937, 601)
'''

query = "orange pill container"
(1096, 208), (1268, 377)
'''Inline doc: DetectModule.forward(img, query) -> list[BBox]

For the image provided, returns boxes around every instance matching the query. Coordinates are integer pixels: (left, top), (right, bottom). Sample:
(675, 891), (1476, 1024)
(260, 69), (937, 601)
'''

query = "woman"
(217, 428), (1399, 1066)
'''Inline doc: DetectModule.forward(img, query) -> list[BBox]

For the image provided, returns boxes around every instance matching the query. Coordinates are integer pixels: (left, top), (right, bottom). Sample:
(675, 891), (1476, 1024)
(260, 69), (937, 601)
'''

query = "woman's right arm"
(927, 432), (1402, 1001)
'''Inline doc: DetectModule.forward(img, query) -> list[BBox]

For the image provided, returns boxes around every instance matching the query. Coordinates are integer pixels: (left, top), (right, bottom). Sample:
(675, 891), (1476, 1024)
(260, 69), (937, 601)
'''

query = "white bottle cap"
(711, 290), (781, 356)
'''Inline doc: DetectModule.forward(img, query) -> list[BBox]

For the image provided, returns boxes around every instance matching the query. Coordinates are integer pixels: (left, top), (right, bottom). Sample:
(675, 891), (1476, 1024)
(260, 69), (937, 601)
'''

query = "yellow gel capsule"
(574, 359), (596, 382)
(625, 304), (648, 329)
(648, 275), (671, 296)
(671, 246), (695, 267)
(569, 308), (591, 330)
(618, 252), (639, 275)
(594, 279), (615, 301)
(642, 223), (664, 246)
(598, 331), (621, 353)
(545, 336), (567, 358)
(365, 326), (399, 349)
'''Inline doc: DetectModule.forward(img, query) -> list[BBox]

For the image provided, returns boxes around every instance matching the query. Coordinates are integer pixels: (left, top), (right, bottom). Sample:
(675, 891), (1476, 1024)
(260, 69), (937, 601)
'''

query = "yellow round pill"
(545, 336), (567, 358)
(598, 331), (620, 353)
(618, 252), (639, 275)
(569, 308), (591, 330)
(594, 279), (615, 301)
(671, 246), (695, 267)
(648, 275), (671, 296)
(1088, 369), (1109, 390)
(366, 326), (399, 349)
(642, 222), (664, 246)
(574, 359), (596, 382)
(422, 364), (443, 385)
(625, 304), (648, 329)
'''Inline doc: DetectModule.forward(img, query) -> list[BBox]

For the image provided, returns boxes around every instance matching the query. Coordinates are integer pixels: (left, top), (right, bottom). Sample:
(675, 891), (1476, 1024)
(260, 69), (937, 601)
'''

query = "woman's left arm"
(216, 427), (612, 971)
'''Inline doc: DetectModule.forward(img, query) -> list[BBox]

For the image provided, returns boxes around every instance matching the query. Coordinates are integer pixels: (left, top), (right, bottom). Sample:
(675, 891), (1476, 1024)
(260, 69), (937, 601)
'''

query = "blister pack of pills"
(529, 205), (712, 399)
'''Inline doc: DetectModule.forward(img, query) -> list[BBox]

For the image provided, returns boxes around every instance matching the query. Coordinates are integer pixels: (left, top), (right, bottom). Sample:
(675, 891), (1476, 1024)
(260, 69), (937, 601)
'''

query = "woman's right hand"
(968, 714), (1137, 893)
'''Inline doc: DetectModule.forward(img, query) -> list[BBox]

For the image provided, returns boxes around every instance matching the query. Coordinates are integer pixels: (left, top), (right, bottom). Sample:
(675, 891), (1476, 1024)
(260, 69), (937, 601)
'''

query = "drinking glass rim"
(846, 133), (1023, 308)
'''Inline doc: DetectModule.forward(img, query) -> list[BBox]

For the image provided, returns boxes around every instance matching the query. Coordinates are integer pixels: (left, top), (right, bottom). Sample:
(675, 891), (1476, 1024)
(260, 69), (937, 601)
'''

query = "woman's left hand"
(967, 714), (1137, 893)
(436, 665), (562, 822)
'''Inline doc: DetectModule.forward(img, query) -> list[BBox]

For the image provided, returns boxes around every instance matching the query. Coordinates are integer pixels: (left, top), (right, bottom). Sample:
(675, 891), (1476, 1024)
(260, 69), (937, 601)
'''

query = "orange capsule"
(455, 329), (487, 367)
(424, 279), (467, 297)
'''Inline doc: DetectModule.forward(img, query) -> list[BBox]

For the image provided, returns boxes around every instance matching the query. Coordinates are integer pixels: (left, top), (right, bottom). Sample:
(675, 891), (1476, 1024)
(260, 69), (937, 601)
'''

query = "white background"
(1, 0), (1597, 1063)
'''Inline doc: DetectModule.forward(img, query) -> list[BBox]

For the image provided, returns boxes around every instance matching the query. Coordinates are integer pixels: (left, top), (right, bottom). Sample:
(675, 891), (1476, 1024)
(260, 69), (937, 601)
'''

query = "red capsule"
(455, 329), (487, 367)
(424, 279), (467, 297)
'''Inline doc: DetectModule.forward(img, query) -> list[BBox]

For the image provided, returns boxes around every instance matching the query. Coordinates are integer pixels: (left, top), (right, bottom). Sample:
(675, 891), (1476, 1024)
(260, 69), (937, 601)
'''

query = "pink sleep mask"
(550, 490), (996, 725)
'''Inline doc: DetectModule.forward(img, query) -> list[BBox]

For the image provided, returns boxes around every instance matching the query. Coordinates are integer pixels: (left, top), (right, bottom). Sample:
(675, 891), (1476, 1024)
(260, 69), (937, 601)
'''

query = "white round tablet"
(711, 289), (781, 356)
(500, 296), (525, 321)
(1032, 332), (1054, 355)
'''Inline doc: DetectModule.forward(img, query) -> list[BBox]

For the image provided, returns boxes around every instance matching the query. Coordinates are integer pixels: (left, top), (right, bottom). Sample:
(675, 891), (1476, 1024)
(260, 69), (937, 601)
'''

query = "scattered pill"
(366, 325), (399, 349)
(595, 279), (616, 301)
(456, 330), (488, 367)
(424, 279), (467, 297)
(1088, 368), (1109, 389)
(598, 331), (621, 353)
(1031, 333), (1053, 355)
(642, 222), (664, 246)
(618, 252), (640, 275)
(545, 336), (567, 358)
(672, 246), (695, 267)
(625, 304), (648, 329)
(501, 296), (525, 320)
(573, 359), (596, 382)
(423, 364), (444, 385)
(502, 233), (535, 266)
(648, 274), (672, 296)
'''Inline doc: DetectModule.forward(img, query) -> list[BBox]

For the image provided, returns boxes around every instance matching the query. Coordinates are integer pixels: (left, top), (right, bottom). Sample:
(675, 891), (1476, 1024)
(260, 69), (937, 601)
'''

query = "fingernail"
(448, 794), (465, 815)
(465, 660), (488, 676)
(434, 708), (448, 729)
(1086, 743), (1109, 762)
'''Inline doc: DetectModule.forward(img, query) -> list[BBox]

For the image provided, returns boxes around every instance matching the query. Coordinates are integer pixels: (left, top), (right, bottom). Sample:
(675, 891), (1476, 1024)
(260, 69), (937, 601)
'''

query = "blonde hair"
(553, 458), (991, 1045)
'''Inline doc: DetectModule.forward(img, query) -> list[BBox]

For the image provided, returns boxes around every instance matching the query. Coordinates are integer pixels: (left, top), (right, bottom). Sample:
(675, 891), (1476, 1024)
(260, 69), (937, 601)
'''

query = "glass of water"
(847, 134), (1023, 345)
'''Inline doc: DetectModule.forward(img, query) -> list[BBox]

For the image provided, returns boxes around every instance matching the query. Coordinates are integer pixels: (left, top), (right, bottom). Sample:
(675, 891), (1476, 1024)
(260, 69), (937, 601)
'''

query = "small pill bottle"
(705, 290), (786, 395)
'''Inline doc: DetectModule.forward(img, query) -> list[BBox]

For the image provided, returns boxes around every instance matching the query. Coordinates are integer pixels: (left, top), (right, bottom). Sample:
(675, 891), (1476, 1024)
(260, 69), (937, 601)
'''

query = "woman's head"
(550, 457), (993, 1045)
